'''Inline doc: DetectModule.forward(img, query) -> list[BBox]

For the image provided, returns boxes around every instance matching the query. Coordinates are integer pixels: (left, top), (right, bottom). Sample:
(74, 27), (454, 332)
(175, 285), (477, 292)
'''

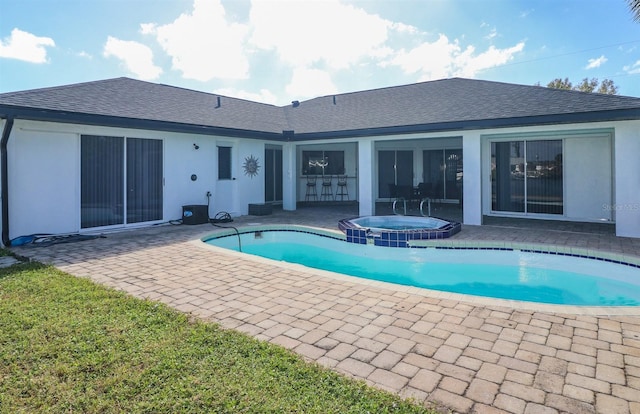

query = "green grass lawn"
(0, 261), (437, 413)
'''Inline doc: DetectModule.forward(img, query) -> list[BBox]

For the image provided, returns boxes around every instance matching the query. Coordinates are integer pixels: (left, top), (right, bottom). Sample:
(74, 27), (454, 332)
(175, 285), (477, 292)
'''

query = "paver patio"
(12, 205), (640, 414)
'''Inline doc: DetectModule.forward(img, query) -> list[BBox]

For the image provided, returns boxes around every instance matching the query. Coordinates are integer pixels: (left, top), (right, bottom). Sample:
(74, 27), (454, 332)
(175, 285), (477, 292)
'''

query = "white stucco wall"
(358, 140), (375, 216)
(9, 121), (79, 237)
(4, 120), (269, 240)
(164, 132), (217, 221)
(4, 117), (640, 241)
(462, 132), (482, 225)
(564, 134), (612, 222)
(282, 143), (296, 211)
(0, 118), (5, 240)
(614, 120), (640, 238)
(234, 140), (267, 215)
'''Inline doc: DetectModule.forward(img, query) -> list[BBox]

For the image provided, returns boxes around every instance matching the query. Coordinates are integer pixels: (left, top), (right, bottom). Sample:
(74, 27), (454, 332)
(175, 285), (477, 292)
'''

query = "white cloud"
(455, 42), (525, 78)
(139, 23), (156, 35)
(249, 0), (392, 69)
(143, 0), (249, 81)
(485, 27), (497, 40)
(391, 22), (419, 35)
(0, 28), (55, 63)
(385, 34), (461, 79)
(129, 0), (527, 102)
(285, 68), (337, 100)
(623, 60), (640, 75)
(520, 9), (534, 18)
(384, 34), (524, 80)
(103, 36), (162, 80)
(585, 55), (607, 69)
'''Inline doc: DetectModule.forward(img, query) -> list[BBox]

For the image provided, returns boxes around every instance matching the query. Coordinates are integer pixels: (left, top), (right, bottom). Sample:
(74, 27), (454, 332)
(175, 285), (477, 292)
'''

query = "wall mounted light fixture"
(193, 143), (200, 150)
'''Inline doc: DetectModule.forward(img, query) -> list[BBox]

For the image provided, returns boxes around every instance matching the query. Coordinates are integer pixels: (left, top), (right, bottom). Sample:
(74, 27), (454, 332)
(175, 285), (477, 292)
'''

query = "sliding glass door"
(126, 138), (163, 224)
(378, 150), (413, 198)
(265, 146), (283, 203)
(491, 141), (524, 212)
(81, 135), (124, 228)
(81, 135), (163, 228)
(491, 140), (563, 215)
(422, 149), (463, 201)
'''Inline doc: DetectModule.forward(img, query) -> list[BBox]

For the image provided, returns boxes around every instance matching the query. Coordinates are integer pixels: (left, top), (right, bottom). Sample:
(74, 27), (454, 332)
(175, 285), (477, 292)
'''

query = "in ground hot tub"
(338, 215), (461, 247)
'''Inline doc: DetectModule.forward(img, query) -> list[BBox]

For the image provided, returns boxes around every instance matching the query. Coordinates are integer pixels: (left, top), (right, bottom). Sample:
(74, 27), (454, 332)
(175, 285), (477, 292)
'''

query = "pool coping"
(200, 224), (640, 316)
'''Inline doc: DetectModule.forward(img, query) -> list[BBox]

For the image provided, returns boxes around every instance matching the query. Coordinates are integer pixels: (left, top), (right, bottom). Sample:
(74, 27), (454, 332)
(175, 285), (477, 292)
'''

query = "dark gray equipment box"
(248, 203), (272, 216)
(182, 205), (209, 225)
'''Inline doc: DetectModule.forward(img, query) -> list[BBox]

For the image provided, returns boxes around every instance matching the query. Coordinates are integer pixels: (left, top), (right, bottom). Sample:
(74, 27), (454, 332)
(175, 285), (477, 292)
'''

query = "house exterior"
(1, 77), (639, 245)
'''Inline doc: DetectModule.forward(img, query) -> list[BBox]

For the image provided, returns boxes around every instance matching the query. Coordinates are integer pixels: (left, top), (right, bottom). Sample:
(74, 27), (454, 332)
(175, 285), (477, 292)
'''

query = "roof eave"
(2, 104), (638, 142)
(289, 108), (640, 140)
(0, 105), (286, 141)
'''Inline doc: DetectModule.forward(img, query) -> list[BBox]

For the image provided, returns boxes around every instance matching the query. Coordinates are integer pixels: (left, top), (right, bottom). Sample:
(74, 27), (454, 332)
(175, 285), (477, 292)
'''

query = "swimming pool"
(203, 226), (640, 307)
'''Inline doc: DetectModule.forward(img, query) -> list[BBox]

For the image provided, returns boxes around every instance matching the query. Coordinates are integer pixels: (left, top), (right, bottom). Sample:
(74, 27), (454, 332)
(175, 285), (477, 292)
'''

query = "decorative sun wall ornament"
(243, 155), (260, 178)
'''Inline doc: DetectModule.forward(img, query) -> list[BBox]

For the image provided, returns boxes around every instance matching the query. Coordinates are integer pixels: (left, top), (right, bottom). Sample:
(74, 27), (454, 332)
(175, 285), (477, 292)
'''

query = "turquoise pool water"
(204, 229), (640, 306)
(349, 215), (449, 231)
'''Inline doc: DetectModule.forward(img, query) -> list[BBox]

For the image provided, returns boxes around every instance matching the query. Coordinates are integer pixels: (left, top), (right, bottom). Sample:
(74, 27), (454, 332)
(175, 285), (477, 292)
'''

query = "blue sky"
(1, 0), (639, 105)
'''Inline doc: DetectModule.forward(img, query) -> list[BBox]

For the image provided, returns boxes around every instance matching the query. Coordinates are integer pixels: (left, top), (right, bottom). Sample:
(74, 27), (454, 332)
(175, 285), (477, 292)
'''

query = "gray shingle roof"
(0, 77), (287, 134)
(1, 77), (639, 139)
(285, 78), (640, 135)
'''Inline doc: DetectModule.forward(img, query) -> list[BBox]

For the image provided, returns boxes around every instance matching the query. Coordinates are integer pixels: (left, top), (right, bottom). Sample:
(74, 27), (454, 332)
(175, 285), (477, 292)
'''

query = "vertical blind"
(127, 138), (163, 223)
(81, 135), (124, 228)
(525, 140), (563, 215)
(81, 135), (163, 228)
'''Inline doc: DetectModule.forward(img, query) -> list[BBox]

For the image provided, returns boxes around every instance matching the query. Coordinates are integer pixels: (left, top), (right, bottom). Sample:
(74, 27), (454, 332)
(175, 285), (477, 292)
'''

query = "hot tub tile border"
(338, 216), (461, 246)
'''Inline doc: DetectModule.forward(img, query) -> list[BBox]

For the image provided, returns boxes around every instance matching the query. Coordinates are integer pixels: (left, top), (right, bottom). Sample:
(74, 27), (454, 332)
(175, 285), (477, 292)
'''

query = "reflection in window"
(302, 150), (344, 175)
(422, 149), (463, 201)
(526, 140), (563, 214)
(491, 140), (562, 215)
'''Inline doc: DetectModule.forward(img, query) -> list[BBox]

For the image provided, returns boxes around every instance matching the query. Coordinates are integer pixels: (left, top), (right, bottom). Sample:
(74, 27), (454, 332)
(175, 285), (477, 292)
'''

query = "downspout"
(1, 116), (14, 246)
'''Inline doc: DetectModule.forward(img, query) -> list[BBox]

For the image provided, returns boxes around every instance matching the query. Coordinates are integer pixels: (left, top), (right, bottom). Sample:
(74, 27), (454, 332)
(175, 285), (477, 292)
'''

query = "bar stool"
(305, 175), (318, 201)
(320, 175), (334, 201)
(336, 175), (349, 201)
